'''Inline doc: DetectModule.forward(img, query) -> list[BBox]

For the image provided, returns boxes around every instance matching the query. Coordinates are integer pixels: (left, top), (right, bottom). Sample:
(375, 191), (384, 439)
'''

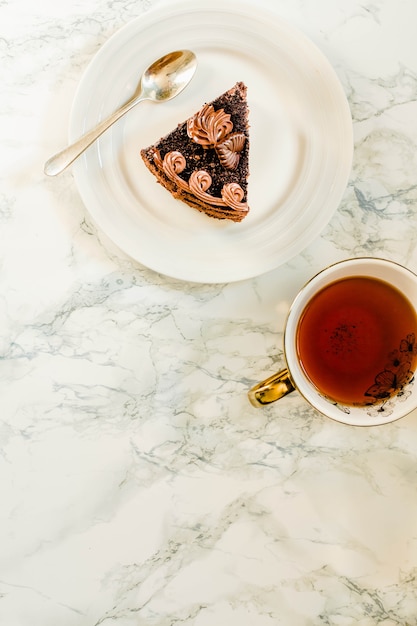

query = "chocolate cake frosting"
(140, 82), (250, 222)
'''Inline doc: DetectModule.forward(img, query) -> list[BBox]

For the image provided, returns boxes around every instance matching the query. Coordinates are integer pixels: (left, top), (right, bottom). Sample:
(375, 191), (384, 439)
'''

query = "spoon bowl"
(44, 49), (197, 176)
(141, 50), (197, 101)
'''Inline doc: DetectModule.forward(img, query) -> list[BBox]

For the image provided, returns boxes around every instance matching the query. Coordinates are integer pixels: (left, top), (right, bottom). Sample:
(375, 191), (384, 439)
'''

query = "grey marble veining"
(2, 0), (417, 625)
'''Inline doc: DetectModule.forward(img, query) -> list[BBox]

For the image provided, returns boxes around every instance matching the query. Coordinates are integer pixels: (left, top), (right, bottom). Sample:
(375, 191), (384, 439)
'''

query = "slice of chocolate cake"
(140, 82), (250, 222)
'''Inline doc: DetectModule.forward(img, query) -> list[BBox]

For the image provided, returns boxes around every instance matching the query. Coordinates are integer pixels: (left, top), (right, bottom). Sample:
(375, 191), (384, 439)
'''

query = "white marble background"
(2, 0), (417, 624)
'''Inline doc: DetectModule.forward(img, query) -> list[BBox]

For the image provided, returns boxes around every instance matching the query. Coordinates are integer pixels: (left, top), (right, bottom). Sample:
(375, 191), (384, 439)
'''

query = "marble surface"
(2, 0), (417, 624)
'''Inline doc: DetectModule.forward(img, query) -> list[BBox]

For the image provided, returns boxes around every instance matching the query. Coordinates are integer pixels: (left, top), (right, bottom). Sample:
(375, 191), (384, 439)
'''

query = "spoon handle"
(44, 95), (144, 176)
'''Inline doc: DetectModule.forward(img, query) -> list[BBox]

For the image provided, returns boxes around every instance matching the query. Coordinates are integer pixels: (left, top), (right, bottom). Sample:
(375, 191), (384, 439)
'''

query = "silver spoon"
(44, 49), (197, 176)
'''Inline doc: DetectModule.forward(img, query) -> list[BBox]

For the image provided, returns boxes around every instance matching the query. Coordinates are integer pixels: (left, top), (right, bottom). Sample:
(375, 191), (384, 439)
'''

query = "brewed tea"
(296, 276), (417, 406)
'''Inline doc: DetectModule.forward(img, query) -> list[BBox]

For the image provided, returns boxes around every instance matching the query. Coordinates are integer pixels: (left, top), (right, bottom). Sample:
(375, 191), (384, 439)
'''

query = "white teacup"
(249, 258), (417, 426)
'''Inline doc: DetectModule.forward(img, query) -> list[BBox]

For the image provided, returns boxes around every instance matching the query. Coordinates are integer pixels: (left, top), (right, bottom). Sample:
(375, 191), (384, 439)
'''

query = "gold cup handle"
(248, 369), (295, 407)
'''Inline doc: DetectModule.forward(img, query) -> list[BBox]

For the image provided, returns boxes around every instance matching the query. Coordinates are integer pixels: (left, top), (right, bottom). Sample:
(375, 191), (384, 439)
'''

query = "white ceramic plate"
(70, 0), (353, 283)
